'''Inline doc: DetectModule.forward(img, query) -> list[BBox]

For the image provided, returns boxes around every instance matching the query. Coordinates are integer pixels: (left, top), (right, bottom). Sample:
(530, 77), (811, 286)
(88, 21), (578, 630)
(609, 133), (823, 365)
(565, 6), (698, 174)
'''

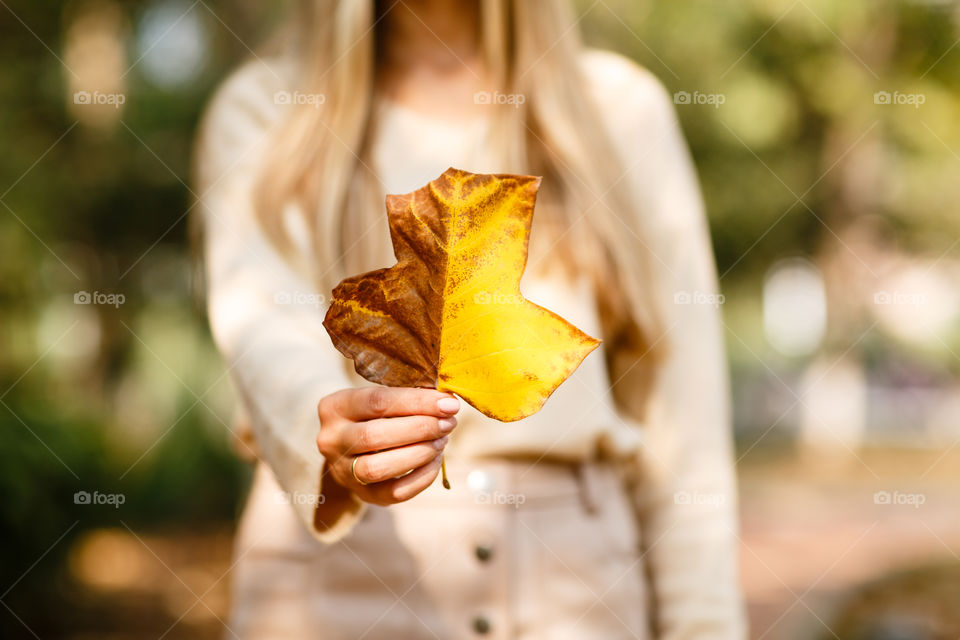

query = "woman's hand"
(316, 387), (459, 506)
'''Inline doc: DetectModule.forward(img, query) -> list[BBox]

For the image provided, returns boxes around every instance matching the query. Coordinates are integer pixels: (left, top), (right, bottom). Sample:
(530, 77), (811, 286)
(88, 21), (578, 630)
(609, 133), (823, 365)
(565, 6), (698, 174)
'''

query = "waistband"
(410, 456), (626, 513)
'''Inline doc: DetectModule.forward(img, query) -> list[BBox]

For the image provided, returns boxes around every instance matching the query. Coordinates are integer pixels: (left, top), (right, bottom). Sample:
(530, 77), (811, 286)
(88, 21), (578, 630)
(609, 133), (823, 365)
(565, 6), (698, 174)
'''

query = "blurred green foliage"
(0, 0), (958, 637)
(587, 0), (959, 290)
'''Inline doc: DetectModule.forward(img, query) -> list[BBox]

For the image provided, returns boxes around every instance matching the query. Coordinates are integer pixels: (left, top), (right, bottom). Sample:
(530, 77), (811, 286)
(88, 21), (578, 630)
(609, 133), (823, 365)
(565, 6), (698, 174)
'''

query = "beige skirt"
(228, 457), (650, 639)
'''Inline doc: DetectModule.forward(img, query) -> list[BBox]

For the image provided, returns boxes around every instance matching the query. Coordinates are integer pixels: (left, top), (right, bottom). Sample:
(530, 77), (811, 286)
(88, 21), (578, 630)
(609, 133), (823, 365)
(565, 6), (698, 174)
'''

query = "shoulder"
(194, 56), (297, 185)
(578, 50), (707, 240)
(578, 48), (679, 138)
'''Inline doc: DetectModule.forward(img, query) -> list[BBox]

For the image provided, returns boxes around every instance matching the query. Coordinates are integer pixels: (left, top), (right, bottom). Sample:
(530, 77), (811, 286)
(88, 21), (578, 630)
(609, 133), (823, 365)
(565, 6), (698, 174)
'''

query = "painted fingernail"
(438, 417), (457, 432)
(434, 436), (449, 449)
(437, 397), (460, 414)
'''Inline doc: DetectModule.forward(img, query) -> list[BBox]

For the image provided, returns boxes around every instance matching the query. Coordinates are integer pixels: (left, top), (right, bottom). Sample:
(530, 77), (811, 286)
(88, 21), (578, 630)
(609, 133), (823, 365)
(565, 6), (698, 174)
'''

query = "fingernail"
(434, 436), (449, 449)
(437, 397), (459, 414)
(438, 417), (457, 432)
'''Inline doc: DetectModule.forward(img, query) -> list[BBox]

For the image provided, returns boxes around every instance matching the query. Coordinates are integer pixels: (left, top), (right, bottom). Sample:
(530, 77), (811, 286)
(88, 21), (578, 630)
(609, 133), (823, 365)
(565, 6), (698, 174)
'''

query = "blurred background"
(1, 0), (958, 638)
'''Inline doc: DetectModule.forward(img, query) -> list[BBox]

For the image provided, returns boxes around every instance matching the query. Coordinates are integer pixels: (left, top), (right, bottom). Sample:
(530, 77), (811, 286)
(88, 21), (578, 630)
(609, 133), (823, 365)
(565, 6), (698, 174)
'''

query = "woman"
(197, 0), (745, 637)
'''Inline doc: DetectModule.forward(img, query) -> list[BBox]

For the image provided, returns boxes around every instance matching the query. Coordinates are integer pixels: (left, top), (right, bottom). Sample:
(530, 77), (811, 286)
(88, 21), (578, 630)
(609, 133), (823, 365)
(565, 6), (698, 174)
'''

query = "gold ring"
(351, 455), (368, 486)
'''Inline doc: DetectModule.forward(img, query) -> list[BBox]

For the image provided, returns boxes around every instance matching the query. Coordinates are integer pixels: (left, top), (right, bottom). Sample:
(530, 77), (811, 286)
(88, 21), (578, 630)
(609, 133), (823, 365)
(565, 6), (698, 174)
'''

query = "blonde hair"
(254, 0), (666, 403)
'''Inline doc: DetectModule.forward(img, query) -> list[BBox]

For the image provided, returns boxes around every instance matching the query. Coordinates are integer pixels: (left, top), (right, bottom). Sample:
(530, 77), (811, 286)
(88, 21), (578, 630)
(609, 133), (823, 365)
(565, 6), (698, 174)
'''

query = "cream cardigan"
(198, 49), (746, 638)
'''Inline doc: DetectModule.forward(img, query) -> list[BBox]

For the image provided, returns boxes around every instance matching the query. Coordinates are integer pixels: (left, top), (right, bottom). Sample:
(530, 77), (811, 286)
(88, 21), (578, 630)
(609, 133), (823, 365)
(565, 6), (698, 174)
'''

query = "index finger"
(332, 387), (460, 422)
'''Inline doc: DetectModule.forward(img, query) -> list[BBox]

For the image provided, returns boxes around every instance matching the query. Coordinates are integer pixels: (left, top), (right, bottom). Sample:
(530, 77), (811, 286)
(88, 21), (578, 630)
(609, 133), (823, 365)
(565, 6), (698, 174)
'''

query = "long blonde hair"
(255, 0), (667, 404)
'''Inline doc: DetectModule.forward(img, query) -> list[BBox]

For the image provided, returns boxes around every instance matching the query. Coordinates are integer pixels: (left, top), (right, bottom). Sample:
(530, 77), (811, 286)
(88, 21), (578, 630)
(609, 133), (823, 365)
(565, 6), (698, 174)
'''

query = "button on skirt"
(229, 457), (650, 639)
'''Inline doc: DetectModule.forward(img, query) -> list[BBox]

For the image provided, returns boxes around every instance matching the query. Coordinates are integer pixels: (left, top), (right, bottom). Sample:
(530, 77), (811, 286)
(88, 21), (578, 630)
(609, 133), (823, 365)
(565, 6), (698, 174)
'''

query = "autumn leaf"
(322, 167), (601, 423)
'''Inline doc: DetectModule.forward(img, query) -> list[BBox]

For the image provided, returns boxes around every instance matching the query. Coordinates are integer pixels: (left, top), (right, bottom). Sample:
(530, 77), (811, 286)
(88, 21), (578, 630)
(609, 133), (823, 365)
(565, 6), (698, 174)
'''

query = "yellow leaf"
(323, 167), (600, 422)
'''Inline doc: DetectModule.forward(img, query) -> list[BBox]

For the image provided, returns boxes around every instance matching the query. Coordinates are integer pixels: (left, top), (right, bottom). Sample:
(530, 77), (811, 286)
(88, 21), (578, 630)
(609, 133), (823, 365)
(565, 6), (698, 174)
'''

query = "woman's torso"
(359, 96), (644, 466)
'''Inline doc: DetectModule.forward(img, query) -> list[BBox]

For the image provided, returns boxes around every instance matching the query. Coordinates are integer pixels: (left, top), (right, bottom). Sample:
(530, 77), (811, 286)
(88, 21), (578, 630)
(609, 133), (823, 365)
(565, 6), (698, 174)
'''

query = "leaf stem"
(441, 456), (450, 489)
